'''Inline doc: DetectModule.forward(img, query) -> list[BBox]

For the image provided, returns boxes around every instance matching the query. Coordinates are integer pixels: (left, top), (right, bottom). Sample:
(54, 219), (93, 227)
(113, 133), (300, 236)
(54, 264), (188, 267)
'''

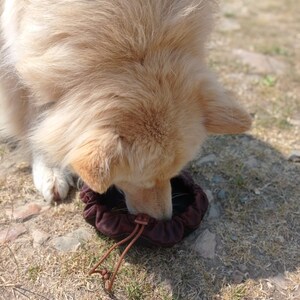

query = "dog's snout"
(117, 181), (172, 220)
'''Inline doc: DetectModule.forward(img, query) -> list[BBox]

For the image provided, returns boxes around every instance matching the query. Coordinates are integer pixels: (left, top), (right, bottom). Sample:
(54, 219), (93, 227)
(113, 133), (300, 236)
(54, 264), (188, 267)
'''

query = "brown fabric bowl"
(80, 171), (208, 247)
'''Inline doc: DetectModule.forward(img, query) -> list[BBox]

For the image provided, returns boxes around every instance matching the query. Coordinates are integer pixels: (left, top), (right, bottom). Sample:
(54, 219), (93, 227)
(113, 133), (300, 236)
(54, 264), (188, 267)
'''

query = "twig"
(11, 286), (52, 300)
(5, 244), (20, 277)
(13, 286), (30, 299)
(0, 283), (21, 288)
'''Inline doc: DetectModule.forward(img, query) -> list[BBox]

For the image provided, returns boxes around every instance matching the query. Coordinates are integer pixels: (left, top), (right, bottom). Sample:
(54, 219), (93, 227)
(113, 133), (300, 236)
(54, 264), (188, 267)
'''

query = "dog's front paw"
(32, 157), (74, 202)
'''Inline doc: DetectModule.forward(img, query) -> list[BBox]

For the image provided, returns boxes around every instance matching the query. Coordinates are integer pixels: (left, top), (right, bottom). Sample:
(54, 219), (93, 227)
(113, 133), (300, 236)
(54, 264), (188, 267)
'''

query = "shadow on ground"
(118, 134), (300, 299)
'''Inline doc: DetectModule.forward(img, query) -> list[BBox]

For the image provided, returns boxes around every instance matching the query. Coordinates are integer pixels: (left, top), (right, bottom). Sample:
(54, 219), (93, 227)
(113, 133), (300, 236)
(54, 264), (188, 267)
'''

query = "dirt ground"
(0, 0), (299, 299)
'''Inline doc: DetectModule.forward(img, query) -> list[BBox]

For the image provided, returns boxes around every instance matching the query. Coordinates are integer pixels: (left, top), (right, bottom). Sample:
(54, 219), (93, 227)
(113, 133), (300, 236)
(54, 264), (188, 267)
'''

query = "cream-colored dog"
(0, 0), (251, 219)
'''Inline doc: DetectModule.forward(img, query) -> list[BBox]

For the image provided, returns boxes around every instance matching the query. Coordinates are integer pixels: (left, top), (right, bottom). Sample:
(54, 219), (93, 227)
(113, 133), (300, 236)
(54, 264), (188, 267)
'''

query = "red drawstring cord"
(88, 214), (150, 292)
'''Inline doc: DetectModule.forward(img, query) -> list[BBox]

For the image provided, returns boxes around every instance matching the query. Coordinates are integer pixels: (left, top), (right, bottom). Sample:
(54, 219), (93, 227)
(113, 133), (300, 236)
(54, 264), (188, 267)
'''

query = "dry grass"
(1, 0), (300, 299)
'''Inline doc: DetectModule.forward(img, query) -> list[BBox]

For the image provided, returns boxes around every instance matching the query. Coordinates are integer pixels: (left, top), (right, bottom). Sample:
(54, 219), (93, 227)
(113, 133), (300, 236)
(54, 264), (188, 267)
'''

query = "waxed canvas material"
(80, 172), (208, 247)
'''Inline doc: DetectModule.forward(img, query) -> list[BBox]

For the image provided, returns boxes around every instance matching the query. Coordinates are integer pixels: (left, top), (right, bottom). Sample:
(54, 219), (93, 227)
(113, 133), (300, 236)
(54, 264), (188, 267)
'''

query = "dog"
(0, 0), (251, 220)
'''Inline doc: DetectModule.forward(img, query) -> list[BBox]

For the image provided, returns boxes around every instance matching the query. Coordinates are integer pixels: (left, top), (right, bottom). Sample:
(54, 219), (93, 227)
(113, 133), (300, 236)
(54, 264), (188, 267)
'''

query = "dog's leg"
(32, 155), (75, 202)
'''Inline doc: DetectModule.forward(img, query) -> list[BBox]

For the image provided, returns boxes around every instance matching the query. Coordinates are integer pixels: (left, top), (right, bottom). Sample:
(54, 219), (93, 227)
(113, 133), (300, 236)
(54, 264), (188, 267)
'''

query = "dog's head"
(34, 63), (251, 220)
(64, 66), (252, 220)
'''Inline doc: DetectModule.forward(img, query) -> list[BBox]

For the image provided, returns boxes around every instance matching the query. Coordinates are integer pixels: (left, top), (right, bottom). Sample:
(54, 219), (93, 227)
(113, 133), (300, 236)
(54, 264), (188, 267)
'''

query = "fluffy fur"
(0, 0), (251, 219)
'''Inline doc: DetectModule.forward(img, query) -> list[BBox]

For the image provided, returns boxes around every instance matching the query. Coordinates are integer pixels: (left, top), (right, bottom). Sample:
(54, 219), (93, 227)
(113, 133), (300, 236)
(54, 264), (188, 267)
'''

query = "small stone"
(288, 150), (300, 163)
(231, 235), (238, 242)
(217, 190), (228, 200)
(204, 189), (214, 203)
(70, 228), (93, 242)
(31, 229), (50, 247)
(218, 19), (241, 32)
(10, 203), (42, 222)
(232, 270), (244, 284)
(197, 154), (217, 165)
(50, 227), (93, 252)
(212, 175), (225, 184)
(51, 236), (81, 252)
(193, 229), (216, 259)
(208, 203), (221, 219)
(238, 264), (247, 272)
(254, 188), (261, 195)
(0, 224), (27, 244)
(233, 49), (288, 75)
(240, 195), (249, 204)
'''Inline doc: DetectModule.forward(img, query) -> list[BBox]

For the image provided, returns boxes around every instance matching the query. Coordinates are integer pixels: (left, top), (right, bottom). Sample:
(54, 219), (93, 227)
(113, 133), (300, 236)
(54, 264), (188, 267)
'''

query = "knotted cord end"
(88, 213), (150, 292)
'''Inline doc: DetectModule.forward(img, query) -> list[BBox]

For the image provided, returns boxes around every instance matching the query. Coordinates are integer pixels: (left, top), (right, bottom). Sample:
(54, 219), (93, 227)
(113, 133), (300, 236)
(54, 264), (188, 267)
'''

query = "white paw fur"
(32, 156), (74, 202)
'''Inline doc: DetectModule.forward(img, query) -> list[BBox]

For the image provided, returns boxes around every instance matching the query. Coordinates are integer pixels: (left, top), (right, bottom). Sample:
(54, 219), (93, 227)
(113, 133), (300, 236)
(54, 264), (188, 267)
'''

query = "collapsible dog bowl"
(80, 171), (208, 291)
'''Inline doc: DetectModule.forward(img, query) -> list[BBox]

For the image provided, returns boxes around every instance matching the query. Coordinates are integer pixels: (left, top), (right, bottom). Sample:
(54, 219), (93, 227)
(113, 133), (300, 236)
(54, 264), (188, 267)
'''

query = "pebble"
(204, 189), (214, 203)
(217, 190), (228, 200)
(51, 236), (81, 252)
(0, 224), (27, 244)
(288, 150), (300, 163)
(232, 270), (244, 284)
(233, 49), (288, 75)
(31, 229), (50, 247)
(50, 227), (93, 252)
(10, 203), (42, 222)
(254, 188), (261, 195)
(193, 229), (216, 259)
(238, 264), (248, 272)
(69, 227), (93, 242)
(240, 196), (250, 204)
(231, 235), (238, 242)
(197, 154), (217, 165)
(208, 203), (221, 219)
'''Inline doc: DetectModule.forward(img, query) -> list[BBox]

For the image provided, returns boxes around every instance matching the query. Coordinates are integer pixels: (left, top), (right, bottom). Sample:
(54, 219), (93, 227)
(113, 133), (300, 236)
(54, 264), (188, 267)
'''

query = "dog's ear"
(71, 136), (122, 193)
(199, 77), (252, 134)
